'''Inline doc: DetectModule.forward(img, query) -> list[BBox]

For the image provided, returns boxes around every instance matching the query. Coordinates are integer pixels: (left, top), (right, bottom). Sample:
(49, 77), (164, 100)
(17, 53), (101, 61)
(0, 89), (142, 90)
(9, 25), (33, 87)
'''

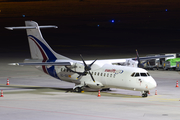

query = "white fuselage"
(35, 60), (157, 92)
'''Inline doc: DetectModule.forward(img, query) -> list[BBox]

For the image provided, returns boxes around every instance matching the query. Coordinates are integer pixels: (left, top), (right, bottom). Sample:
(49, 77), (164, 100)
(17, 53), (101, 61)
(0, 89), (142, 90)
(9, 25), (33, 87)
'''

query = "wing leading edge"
(9, 62), (72, 66)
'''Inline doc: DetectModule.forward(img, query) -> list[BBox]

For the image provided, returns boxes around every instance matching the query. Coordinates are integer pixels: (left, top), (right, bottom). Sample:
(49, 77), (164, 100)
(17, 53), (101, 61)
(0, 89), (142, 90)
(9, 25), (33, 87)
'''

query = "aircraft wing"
(9, 62), (72, 66)
(132, 54), (174, 61)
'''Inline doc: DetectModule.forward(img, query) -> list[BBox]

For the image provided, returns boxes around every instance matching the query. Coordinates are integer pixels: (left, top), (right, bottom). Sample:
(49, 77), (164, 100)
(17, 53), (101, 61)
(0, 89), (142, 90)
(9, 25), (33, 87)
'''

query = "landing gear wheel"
(142, 91), (148, 97)
(74, 87), (83, 93)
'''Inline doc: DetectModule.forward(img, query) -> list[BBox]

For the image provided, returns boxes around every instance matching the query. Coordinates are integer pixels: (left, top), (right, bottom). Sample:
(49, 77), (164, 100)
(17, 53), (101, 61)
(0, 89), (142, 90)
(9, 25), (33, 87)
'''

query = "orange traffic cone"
(155, 90), (157, 95)
(176, 81), (179, 87)
(6, 78), (9, 85)
(1, 90), (4, 97)
(148, 91), (150, 94)
(97, 90), (101, 97)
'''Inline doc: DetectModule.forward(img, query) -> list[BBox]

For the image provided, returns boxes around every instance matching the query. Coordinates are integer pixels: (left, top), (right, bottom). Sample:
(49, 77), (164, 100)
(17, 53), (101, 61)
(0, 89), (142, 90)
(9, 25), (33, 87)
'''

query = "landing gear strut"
(142, 91), (148, 97)
(74, 87), (83, 93)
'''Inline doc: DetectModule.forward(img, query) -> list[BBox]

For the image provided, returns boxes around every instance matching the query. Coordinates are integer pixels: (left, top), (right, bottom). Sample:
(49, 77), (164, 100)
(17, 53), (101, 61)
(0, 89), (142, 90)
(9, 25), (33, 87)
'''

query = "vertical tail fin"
(6, 21), (70, 61)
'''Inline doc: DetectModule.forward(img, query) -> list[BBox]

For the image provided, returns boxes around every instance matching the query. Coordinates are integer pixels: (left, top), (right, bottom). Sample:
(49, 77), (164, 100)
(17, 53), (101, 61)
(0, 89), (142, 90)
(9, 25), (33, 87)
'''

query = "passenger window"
(113, 74), (116, 78)
(97, 72), (99, 76)
(101, 73), (103, 76)
(104, 73), (106, 77)
(94, 72), (96, 75)
(131, 72), (135, 77)
(147, 73), (150, 76)
(134, 73), (140, 77)
(110, 74), (112, 77)
(107, 73), (109, 77)
(61, 68), (63, 71)
(140, 73), (147, 77)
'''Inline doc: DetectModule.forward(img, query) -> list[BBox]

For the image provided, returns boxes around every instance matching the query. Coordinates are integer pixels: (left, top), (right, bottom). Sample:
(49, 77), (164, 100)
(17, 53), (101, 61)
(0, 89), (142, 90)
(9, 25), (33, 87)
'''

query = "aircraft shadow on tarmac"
(0, 85), (141, 98)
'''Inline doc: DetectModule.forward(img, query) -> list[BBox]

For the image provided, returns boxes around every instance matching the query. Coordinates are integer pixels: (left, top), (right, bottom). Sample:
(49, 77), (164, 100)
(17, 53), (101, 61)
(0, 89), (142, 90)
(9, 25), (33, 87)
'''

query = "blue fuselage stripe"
(28, 35), (60, 79)
(28, 35), (57, 60)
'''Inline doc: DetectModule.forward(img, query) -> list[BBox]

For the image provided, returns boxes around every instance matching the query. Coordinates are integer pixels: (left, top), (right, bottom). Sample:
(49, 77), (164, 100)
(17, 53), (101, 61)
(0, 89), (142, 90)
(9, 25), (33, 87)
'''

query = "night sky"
(1, 0), (180, 57)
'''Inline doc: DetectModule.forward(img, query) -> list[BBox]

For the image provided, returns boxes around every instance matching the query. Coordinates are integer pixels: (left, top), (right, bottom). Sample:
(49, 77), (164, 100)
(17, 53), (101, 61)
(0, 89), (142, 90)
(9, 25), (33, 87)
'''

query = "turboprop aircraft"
(5, 21), (167, 97)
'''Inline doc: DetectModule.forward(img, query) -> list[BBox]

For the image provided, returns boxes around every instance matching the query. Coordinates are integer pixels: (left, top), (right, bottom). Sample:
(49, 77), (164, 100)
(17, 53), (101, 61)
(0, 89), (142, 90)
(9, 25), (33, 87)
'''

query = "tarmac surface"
(1, 0), (180, 119)
(1, 53), (180, 120)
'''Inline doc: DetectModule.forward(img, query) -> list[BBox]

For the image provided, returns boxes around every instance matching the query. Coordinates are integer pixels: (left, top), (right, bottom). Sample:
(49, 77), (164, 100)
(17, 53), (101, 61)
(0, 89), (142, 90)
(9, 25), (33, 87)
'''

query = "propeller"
(65, 54), (97, 82)
(77, 54), (97, 82)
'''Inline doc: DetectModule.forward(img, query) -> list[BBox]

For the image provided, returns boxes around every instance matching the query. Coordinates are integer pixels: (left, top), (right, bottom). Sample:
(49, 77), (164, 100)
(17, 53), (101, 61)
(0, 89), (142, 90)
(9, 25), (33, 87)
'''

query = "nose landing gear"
(141, 91), (149, 97)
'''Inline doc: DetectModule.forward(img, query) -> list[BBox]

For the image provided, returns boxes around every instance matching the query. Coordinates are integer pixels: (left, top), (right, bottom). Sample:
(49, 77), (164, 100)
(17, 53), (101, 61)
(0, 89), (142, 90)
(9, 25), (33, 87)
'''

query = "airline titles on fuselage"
(105, 69), (124, 74)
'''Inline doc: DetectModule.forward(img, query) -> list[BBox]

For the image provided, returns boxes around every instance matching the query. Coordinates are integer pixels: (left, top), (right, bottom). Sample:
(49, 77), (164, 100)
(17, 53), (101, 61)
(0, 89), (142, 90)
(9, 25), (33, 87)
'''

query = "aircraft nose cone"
(150, 79), (157, 89)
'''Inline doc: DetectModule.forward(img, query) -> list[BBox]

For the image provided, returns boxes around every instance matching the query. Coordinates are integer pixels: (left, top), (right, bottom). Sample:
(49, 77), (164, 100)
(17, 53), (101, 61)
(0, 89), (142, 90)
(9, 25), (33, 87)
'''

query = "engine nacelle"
(84, 80), (104, 89)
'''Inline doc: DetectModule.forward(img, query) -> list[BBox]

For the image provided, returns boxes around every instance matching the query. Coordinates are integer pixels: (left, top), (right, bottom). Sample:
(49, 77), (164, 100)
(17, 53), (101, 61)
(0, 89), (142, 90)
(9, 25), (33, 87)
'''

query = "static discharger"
(176, 81), (179, 87)
(6, 78), (9, 85)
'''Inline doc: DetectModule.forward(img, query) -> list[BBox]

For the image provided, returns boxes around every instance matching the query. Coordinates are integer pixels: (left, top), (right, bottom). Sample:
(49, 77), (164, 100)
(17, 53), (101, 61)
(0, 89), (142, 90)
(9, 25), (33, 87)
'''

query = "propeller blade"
(80, 54), (89, 70)
(76, 74), (82, 79)
(89, 59), (97, 67)
(89, 71), (95, 82)
(136, 49), (141, 63)
(136, 49), (144, 68)
(65, 66), (83, 74)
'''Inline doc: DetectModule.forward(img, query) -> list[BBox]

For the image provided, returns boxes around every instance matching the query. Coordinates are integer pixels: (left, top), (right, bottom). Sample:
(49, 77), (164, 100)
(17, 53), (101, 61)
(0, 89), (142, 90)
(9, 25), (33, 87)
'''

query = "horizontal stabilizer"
(5, 25), (58, 30)
(9, 62), (72, 66)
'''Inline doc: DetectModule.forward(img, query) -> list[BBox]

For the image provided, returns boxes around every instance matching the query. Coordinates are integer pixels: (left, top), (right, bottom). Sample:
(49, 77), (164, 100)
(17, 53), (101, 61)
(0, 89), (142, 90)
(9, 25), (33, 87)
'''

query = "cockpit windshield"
(131, 72), (151, 77)
(147, 73), (150, 76)
(135, 73), (140, 77)
(140, 73), (147, 76)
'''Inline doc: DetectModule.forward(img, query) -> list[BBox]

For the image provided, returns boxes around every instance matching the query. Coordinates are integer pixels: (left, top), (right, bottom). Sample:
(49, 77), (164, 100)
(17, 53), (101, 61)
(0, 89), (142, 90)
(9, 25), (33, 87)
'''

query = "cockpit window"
(131, 72), (151, 77)
(134, 73), (140, 77)
(140, 73), (147, 77)
(131, 72), (135, 77)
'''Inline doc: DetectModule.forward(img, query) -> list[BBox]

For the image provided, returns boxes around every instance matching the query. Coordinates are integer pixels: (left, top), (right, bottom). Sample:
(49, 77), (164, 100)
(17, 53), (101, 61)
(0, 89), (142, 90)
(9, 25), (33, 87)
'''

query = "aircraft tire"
(142, 91), (148, 97)
(74, 87), (82, 93)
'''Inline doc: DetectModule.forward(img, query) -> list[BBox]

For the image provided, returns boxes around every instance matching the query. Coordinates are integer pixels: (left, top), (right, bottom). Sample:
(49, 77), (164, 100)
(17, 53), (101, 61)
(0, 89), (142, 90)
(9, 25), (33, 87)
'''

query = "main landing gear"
(74, 87), (83, 93)
(141, 91), (149, 97)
